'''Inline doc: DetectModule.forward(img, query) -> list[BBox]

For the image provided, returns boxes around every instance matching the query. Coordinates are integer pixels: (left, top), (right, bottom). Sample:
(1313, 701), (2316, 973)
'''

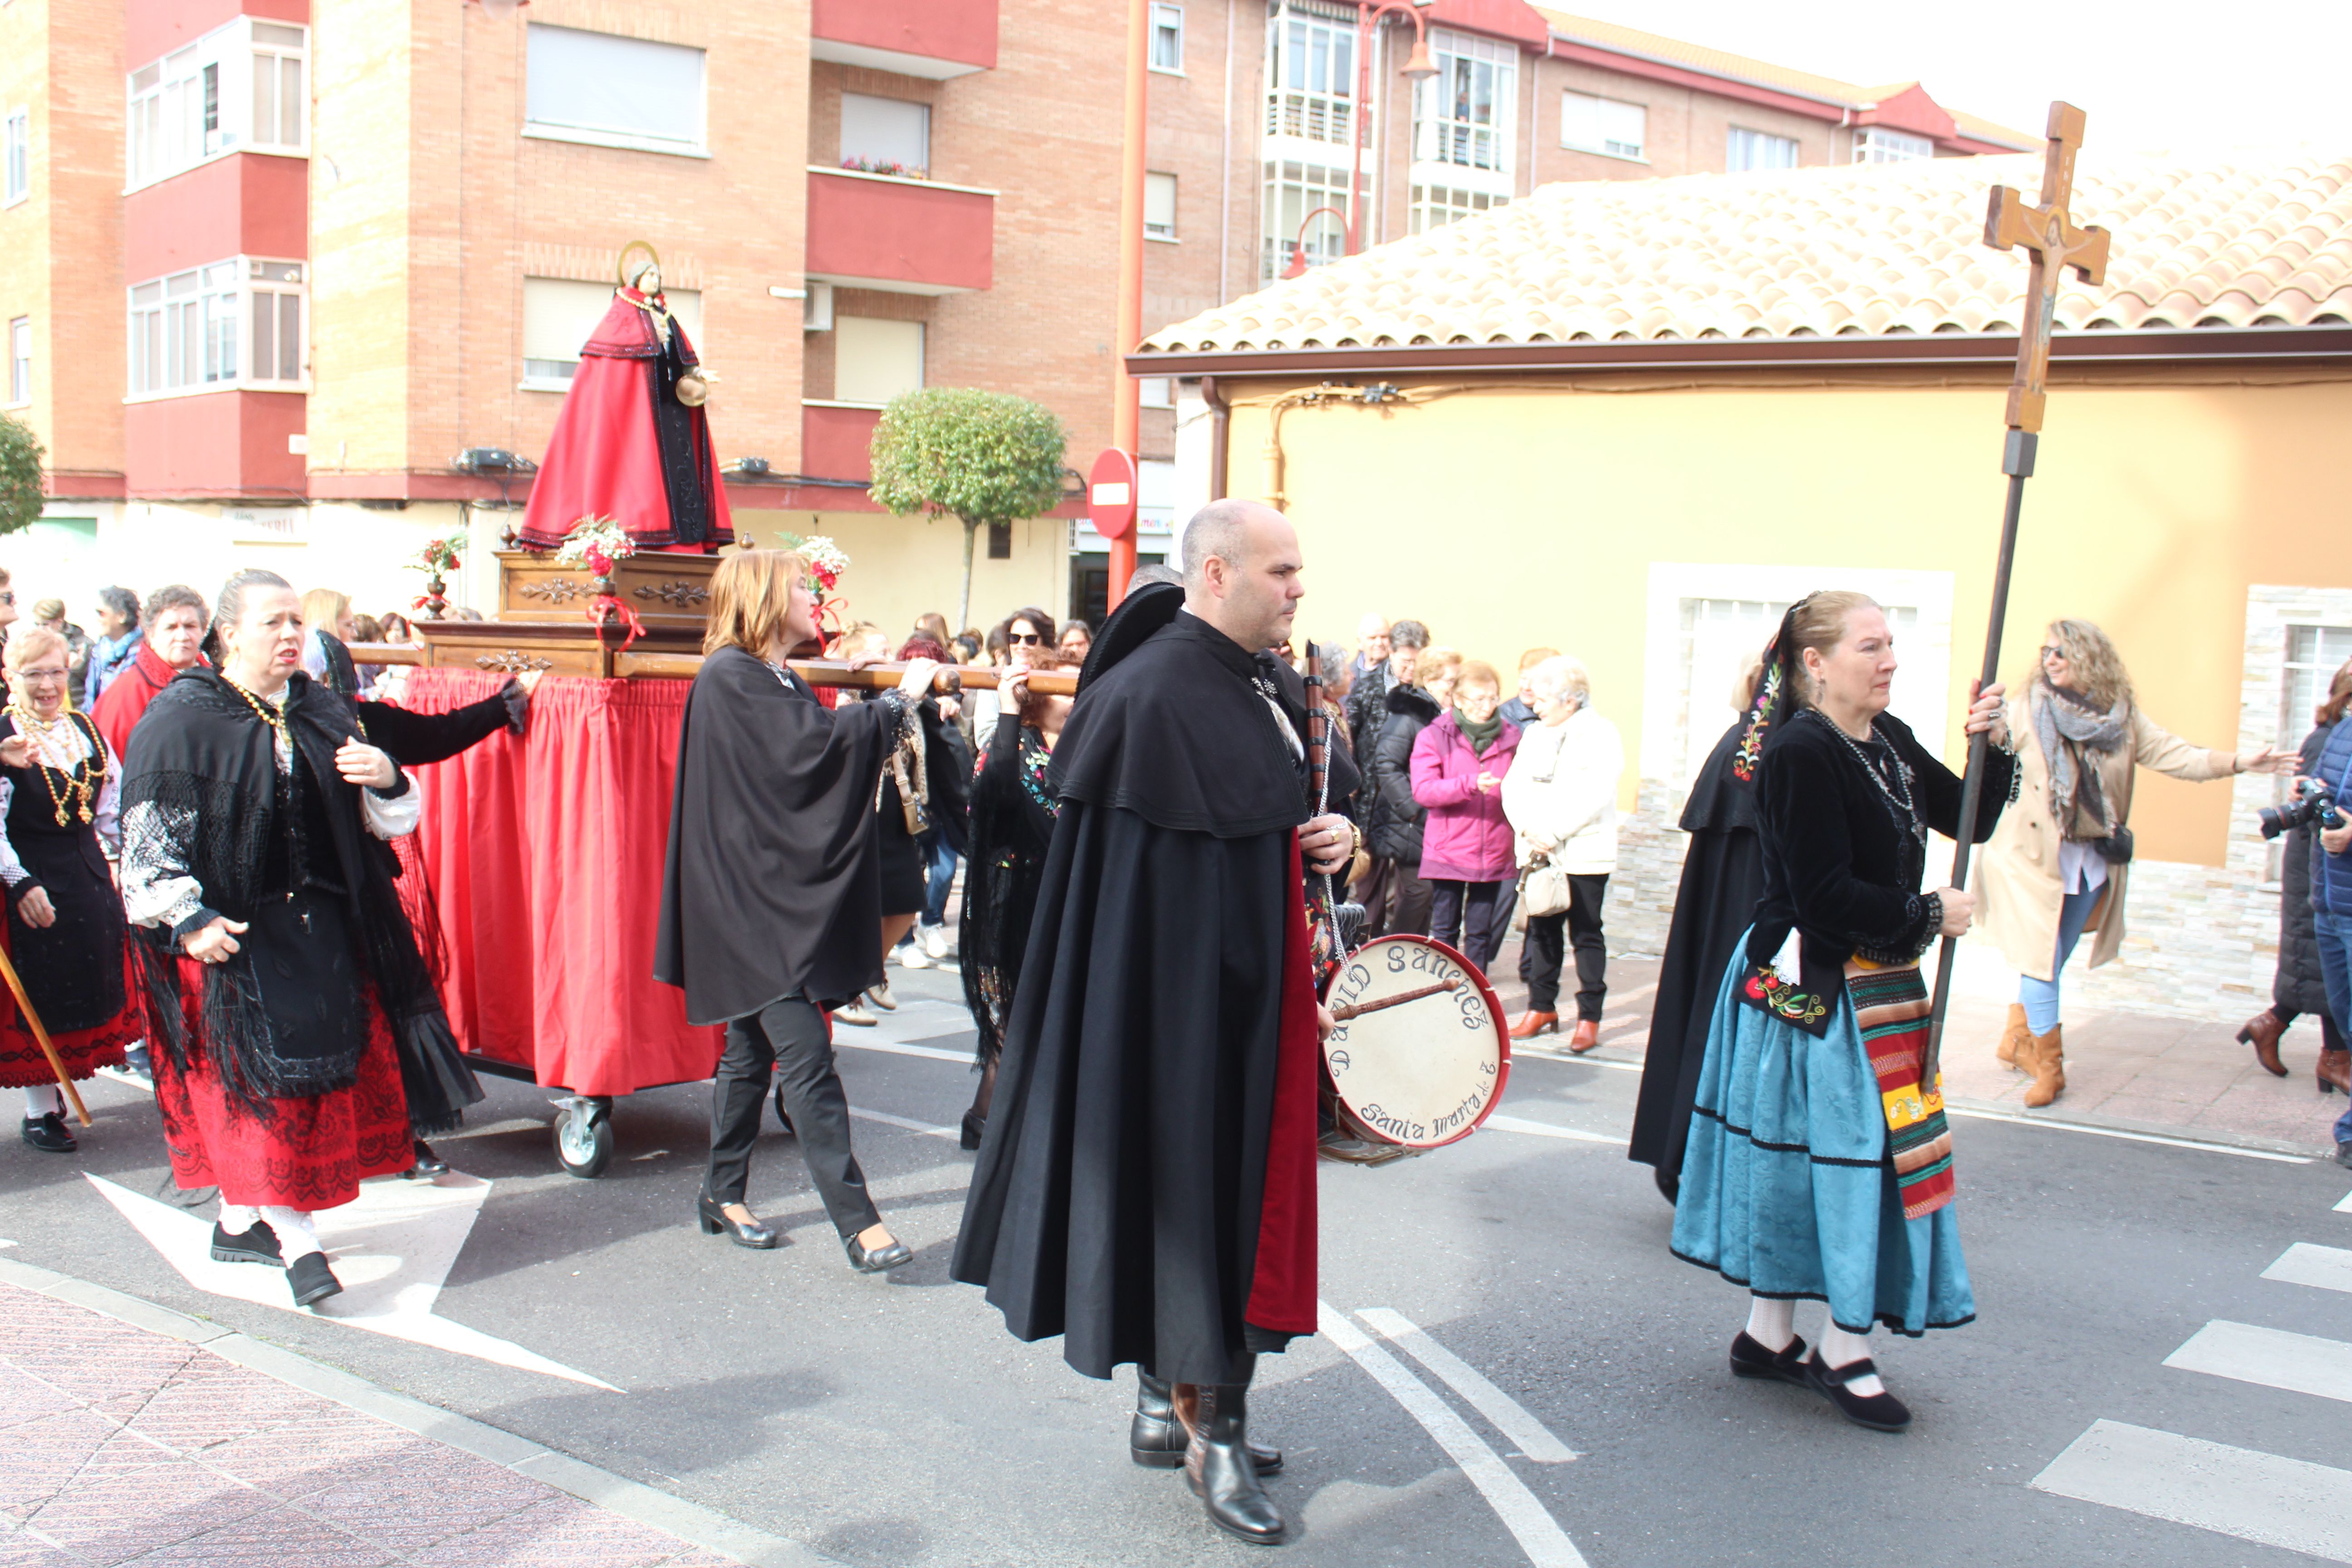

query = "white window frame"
(1559, 89), (1644, 162)
(838, 92), (930, 178)
(1261, 157), (1354, 281)
(1853, 127), (1933, 164)
(1264, 5), (1357, 155)
(522, 24), (710, 159)
(1149, 2), (1185, 74)
(7, 317), (28, 406)
(830, 315), (926, 407)
(1726, 126), (1800, 173)
(247, 20), (307, 154)
(124, 255), (308, 400)
(125, 19), (307, 193)
(1145, 171), (1178, 241)
(1408, 181), (1503, 235)
(4, 109), (27, 206)
(1411, 29), (1515, 186)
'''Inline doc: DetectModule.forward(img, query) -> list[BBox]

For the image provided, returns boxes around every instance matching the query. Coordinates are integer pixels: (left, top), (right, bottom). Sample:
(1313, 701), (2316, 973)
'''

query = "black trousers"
(1352, 854), (1434, 941)
(1519, 872), (1610, 1019)
(1429, 878), (1514, 976)
(706, 997), (881, 1239)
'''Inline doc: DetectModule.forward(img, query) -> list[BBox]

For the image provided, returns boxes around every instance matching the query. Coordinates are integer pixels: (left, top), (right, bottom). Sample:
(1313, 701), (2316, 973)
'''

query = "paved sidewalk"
(0, 1279), (749, 1567)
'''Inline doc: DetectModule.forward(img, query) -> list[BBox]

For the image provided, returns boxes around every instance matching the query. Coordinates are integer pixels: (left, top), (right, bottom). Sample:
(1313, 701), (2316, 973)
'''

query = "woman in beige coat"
(1978, 619), (2286, 1106)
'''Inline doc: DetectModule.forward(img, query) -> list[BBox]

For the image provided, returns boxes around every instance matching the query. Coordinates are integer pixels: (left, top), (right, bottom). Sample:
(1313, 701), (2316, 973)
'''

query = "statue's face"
(636, 264), (662, 295)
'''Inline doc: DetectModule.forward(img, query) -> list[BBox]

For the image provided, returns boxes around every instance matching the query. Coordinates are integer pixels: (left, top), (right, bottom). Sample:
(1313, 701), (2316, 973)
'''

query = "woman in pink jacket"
(1411, 660), (1522, 974)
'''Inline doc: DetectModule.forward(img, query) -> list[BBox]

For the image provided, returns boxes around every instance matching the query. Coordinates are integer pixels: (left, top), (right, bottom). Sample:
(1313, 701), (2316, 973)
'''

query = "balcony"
(810, 0), (995, 80)
(805, 167), (995, 296)
(802, 402), (883, 484)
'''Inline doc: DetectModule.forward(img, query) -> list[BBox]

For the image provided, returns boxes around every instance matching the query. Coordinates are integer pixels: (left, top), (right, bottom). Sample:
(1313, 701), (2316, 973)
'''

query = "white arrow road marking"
(85, 1173), (618, 1390)
(2262, 1241), (2352, 1294)
(1353, 1308), (1578, 1461)
(1318, 1302), (1588, 1568)
(2033, 1420), (2352, 1563)
(2163, 1319), (2352, 1405)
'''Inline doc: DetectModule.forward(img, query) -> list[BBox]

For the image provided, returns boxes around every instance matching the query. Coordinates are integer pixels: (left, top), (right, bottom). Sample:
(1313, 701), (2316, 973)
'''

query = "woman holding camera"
(1977, 619), (2287, 1107)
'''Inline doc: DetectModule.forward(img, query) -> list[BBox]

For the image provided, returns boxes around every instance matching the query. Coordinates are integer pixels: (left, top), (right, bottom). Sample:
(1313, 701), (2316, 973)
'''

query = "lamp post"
(1343, 2), (1439, 261)
(1280, 205), (1352, 280)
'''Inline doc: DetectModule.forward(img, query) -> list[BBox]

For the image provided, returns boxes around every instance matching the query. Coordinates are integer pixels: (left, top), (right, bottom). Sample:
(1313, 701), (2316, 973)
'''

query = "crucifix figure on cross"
(1983, 103), (2113, 434)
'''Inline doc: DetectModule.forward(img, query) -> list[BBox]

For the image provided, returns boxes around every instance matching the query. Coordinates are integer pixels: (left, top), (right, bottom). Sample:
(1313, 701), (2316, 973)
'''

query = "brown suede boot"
(2236, 1009), (2289, 1078)
(1996, 1003), (2032, 1069)
(2023, 1024), (2065, 1108)
(2318, 1048), (2351, 1097)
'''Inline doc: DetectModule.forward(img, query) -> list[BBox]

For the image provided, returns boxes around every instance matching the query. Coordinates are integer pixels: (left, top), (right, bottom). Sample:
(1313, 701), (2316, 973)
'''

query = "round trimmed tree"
(868, 388), (1068, 633)
(0, 411), (46, 537)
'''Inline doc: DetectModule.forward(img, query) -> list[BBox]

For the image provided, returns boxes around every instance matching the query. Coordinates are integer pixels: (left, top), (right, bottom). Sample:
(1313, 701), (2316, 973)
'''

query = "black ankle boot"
(1186, 1383), (1286, 1545)
(1133, 1372), (1283, 1474)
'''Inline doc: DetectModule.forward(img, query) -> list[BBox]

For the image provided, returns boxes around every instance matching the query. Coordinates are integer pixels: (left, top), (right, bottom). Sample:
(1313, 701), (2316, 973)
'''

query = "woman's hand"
(15, 885), (56, 929)
(2237, 745), (2294, 776)
(897, 657), (943, 699)
(1302, 813), (1355, 875)
(336, 736), (398, 790)
(0, 736), (29, 769)
(1475, 770), (1502, 794)
(1963, 679), (2009, 746)
(1935, 887), (1977, 937)
(1316, 1003), (1337, 1043)
(184, 916), (249, 964)
(1000, 668), (1031, 710)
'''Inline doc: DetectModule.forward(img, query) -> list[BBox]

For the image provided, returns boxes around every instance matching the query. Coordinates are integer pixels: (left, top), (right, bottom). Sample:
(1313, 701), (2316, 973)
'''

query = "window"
(1149, 3), (1184, 73)
(1262, 157), (1354, 280)
(1144, 172), (1177, 240)
(1726, 127), (1799, 172)
(833, 316), (924, 405)
(126, 20), (306, 189)
(1854, 127), (1932, 164)
(126, 257), (309, 395)
(839, 93), (928, 176)
(1139, 377), (1174, 409)
(1409, 182), (1500, 235)
(524, 24), (706, 156)
(1413, 29), (1514, 175)
(1264, 6), (1355, 149)
(521, 276), (701, 387)
(7, 317), (27, 404)
(1560, 90), (1643, 160)
(2283, 626), (2352, 750)
(4, 110), (26, 204)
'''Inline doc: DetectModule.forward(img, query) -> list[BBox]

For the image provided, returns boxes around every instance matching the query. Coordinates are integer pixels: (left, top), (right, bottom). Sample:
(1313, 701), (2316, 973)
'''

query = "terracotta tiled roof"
(1140, 153), (2352, 353)
(1532, 8), (2039, 150)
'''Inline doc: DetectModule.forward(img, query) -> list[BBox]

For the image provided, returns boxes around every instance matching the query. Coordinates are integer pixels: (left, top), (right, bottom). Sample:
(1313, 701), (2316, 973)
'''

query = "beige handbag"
(1517, 849), (1571, 921)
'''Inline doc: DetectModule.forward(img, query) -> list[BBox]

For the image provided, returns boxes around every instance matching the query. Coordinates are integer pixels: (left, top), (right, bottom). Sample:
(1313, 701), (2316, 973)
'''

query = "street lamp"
(1280, 205), (1351, 280)
(1330, 1), (1441, 267)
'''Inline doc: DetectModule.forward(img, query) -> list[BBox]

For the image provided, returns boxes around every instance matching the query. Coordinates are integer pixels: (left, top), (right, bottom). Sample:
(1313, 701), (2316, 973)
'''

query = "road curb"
(0, 1255), (844, 1568)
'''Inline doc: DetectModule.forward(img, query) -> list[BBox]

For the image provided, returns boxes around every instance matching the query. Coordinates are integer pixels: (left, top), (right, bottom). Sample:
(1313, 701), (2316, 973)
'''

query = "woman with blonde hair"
(655, 549), (939, 1270)
(1977, 619), (2286, 1106)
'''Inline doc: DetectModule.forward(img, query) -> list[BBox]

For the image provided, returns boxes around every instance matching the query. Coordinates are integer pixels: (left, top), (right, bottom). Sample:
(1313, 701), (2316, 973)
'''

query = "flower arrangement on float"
(557, 515), (644, 646)
(407, 532), (466, 619)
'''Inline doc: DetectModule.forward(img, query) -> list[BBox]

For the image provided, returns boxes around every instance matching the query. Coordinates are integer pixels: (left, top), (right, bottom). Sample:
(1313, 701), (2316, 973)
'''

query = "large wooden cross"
(1982, 102), (2112, 432)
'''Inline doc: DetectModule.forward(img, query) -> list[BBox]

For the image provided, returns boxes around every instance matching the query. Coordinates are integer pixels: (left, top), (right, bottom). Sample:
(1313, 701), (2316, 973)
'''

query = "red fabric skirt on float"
(153, 961), (412, 1209)
(389, 669), (725, 1095)
(0, 936), (138, 1088)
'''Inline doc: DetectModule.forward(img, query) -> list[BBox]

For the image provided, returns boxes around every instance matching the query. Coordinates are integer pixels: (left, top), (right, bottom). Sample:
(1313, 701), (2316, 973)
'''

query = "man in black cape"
(1628, 672), (1770, 1202)
(952, 500), (1359, 1547)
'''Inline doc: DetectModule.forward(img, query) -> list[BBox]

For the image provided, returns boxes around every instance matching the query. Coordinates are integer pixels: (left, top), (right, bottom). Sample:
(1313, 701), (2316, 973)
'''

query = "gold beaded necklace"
(4, 706), (102, 827)
(221, 675), (293, 750)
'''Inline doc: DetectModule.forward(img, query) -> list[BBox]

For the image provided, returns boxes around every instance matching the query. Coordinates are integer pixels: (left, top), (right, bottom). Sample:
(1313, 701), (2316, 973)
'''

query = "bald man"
(954, 500), (1360, 1546)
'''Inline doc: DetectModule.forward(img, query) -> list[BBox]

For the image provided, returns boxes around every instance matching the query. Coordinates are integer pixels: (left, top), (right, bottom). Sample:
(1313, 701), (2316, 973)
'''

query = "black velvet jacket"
(1741, 707), (2014, 1034)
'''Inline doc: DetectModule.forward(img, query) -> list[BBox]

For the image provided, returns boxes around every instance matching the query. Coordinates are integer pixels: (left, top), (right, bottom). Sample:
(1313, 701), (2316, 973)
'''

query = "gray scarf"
(2034, 679), (2130, 841)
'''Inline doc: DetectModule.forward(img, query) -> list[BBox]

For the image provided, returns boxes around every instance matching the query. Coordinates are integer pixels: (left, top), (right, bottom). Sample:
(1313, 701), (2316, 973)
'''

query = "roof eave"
(1127, 325), (2352, 379)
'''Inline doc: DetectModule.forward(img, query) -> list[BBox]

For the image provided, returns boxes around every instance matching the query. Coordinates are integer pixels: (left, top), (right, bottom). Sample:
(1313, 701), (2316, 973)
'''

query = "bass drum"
(1319, 935), (1510, 1154)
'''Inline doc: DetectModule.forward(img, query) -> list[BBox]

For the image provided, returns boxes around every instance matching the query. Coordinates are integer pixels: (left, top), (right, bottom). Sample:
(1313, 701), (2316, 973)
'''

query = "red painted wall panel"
(127, 0), (307, 69)
(1423, 0), (1550, 48)
(802, 405), (882, 484)
(124, 390), (306, 500)
(811, 0), (996, 72)
(805, 173), (993, 293)
(126, 155), (309, 282)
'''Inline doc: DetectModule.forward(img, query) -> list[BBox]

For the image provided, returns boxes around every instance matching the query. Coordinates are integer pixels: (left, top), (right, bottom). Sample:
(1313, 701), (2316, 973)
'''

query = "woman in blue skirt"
(1672, 590), (2015, 1432)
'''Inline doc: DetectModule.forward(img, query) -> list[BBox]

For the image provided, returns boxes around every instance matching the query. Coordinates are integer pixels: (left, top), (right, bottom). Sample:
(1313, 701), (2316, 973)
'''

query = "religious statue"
(518, 242), (735, 553)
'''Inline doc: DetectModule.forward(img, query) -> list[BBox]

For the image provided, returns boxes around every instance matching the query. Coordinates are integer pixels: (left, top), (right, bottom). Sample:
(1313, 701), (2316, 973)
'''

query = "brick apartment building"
(0, 0), (2028, 636)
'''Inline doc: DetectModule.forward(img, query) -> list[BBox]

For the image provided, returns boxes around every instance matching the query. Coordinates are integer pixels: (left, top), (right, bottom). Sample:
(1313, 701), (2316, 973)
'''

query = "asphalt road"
(7, 962), (2350, 1568)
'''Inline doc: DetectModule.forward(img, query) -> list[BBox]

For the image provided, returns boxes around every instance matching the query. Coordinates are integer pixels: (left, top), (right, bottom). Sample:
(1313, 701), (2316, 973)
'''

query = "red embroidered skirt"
(0, 946), (138, 1088)
(153, 961), (412, 1209)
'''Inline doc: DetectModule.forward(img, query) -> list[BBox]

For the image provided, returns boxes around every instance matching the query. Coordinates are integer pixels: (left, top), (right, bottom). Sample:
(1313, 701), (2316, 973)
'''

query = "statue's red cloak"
(517, 289), (734, 552)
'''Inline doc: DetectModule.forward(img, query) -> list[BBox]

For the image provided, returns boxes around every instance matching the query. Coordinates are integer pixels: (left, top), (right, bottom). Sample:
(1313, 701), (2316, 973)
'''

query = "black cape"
(1627, 716), (1764, 1189)
(654, 645), (902, 1024)
(951, 591), (1347, 1386)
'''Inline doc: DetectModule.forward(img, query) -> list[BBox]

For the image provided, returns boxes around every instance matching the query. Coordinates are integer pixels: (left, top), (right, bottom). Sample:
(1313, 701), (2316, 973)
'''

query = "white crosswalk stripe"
(2260, 1240), (2352, 1294)
(2163, 1319), (2352, 1404)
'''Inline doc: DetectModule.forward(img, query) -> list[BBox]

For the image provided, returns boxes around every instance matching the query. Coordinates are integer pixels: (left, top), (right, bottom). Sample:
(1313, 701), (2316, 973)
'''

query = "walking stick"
(0, 941), (91, 1127)
(1922, 101), (2112, 1090)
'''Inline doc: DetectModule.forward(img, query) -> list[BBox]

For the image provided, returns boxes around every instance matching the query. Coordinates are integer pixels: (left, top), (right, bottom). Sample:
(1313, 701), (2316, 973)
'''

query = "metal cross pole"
(1923, 101), (2113, 1088)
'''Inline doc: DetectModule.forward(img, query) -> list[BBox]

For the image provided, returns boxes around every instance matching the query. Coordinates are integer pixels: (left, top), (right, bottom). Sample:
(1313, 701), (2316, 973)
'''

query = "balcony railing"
(810, 0), (995, 80)
(805, 167), (995, 296)
(1266, 92), (1356, 147)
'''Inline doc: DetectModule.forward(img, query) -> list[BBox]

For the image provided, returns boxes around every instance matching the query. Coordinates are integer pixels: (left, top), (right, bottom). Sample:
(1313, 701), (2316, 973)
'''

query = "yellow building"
(1135, 150), (2352, 1018)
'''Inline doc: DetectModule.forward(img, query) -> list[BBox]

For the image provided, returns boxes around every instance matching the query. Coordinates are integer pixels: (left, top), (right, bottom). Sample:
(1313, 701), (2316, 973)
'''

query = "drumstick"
(1328, 977), (1461, 1022)
(0, 942), (90, 1127)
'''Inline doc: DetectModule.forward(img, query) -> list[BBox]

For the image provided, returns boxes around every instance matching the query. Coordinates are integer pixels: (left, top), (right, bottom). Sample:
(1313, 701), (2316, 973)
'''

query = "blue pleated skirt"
(1669, 941), (1975, 1336)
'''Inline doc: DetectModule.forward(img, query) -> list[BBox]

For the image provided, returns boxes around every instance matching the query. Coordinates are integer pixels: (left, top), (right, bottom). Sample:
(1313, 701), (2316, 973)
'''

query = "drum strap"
(1845, 957), (1954, 1219)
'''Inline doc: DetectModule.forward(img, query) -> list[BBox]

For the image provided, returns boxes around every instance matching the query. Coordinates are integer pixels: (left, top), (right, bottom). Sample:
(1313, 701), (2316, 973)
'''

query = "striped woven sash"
(1844, 957), (1955, 1219)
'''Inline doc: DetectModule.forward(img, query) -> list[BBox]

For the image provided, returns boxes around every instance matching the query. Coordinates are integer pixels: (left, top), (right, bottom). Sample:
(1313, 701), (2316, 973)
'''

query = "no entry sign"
(1088, 447), (1139, 541)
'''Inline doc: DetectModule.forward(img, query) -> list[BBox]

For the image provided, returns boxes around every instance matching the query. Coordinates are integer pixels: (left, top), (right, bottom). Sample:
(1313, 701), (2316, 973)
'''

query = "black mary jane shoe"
(1728, 1330), (1810, 1386)
(210, 1220), (284, 1267)
(959, 1110), (985, 1152)
(286, 1252), (343, 1308)
(21, 1112), (76, 1154)
(401, 1140), (450, 1180)
(1802, 1352), (1912, 1433)
(697, 1193), (781, 1249)
(1132, 1372), (1281, 1475)
(1186, 1385), (1286, 1546)
(845, 1230), (913, 1274)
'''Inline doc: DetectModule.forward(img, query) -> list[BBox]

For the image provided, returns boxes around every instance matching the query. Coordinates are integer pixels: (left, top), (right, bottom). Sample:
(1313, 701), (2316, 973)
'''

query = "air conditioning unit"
(804, 280), (835, 332)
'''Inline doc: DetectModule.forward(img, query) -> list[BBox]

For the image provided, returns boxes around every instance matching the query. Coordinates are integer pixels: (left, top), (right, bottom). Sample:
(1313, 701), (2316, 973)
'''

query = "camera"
(2258, 786), (2344, 841)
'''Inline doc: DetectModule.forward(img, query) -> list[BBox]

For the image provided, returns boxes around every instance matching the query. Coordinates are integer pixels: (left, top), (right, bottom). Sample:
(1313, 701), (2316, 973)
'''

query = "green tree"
(867, 387), (1068, 633)
(0, 411), (46, 537)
